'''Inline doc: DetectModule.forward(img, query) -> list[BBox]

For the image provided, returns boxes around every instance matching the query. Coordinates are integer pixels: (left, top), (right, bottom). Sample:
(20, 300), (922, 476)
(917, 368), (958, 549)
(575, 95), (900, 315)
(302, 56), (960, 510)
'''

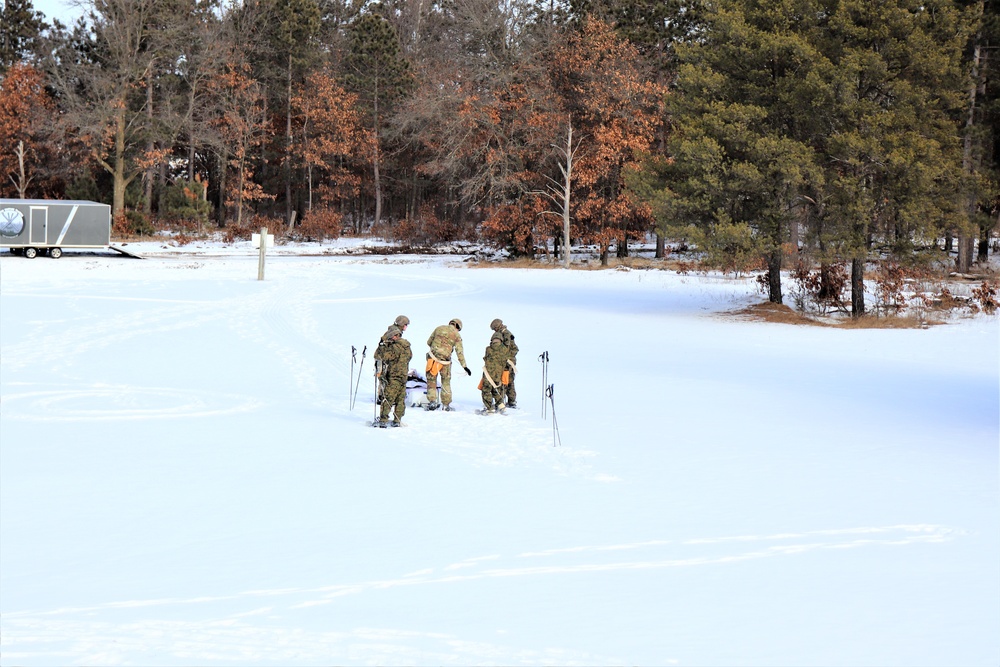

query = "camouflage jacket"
(380, 338), (412, 380)
(483, 335), (506, 380)
(498, 326), (518, 363)
(373, 327), (394, 363)
(427, 324), (467, 367)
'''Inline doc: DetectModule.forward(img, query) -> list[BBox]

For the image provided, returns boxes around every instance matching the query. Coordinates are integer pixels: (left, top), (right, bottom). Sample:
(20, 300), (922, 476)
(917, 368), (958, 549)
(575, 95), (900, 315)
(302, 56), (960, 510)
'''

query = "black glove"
(464, 366), (472, 376)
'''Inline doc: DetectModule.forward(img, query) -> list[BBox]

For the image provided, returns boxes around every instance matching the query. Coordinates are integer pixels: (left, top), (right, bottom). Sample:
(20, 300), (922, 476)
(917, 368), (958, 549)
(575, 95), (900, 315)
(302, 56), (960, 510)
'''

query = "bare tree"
(45, 0), (168, 216)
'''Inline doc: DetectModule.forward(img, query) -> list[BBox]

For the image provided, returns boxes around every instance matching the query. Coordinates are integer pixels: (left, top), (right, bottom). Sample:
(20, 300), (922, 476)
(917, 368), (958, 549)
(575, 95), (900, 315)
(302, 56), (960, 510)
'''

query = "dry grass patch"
(836, 314), (941, 329)
(730, 302), (832, 327)
(468, 257), (563, 269)
(728, 302), (942, 328)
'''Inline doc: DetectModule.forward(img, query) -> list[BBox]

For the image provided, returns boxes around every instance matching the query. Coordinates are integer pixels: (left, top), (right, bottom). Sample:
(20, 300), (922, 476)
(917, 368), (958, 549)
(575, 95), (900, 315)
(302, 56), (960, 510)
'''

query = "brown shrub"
(971, 280), (999, 314)
(295, 207), (343, 241)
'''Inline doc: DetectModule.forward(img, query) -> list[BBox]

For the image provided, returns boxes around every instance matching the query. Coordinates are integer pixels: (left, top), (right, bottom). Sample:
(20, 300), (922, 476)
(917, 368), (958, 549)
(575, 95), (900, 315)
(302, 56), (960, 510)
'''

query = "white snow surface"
(1, 240), (997, 666)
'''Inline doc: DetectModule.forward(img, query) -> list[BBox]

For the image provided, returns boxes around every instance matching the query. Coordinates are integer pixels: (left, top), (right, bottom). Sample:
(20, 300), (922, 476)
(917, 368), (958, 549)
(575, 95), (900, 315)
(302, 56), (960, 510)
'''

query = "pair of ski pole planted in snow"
(539, 351), (560, 447)
(349, 345), (386, 423)
(349, 345), (367, 412)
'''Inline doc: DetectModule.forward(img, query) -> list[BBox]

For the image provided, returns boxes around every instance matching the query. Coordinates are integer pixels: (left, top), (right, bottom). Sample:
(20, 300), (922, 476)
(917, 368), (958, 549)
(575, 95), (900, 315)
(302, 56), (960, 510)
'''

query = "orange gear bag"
(501, 370), (510, 385)
(426, 357), (444, 377)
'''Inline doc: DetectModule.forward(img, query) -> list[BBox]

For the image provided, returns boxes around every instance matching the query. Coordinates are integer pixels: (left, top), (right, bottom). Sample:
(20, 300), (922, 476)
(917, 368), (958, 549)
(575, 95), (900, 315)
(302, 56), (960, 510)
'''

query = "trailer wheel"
(23, 247), (38, 259)
(49, 247), (63, 259)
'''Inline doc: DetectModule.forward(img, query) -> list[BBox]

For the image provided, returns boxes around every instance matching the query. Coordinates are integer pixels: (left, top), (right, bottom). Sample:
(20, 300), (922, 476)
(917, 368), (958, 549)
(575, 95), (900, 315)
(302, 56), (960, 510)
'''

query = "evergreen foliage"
(0, 0), (46, 75)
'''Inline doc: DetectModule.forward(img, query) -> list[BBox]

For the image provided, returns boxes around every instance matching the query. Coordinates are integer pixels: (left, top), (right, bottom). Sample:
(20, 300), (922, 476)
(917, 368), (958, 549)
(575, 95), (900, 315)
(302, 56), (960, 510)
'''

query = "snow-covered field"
(1, 240), (997, 666)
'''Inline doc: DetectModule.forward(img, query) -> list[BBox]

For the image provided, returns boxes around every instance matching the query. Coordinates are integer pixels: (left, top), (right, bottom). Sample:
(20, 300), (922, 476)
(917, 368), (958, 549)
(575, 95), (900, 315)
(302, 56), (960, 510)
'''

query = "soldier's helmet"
(449, 318), (463, 331)
(394, 315), (410, 327)
(386, 326), (402, 339)
(490, 318), (503, 331)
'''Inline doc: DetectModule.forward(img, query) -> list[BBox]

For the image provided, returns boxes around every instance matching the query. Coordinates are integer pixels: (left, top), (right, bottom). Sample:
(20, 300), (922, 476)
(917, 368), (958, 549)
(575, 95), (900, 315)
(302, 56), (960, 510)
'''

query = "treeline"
(1, 0), (998, 311)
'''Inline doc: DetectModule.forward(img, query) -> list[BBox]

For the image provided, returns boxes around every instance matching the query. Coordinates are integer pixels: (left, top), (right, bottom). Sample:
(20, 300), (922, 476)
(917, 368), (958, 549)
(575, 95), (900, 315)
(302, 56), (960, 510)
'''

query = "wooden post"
(258, 226), (267, 280)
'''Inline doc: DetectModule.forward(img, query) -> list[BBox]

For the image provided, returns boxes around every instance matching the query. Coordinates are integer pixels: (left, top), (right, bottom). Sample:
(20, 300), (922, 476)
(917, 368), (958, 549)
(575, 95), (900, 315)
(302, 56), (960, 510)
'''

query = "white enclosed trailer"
(0, 199), (112, 258)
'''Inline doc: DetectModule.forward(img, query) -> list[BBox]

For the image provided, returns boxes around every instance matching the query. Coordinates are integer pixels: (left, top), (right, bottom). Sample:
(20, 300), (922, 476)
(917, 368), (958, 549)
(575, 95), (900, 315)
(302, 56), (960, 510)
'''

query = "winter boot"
(426, 402), (440, 411)
(390, 419), (402, 427)
(377, 419), (389, 428)
(443, 405), (454, 412)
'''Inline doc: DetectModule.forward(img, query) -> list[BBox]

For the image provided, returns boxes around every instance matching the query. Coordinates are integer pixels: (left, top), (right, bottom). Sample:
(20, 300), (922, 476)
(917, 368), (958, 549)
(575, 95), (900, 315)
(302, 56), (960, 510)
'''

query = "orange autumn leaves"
(468, 20), (665, 255)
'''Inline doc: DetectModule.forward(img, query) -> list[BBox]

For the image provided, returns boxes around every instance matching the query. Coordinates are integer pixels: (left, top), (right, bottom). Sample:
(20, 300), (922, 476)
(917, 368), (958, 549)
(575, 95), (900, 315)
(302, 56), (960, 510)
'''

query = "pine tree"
(344, 11), (413, 227)
(264, 0), (321, 223)
(0, 0), (46, 75)
(634, 0), (824, 302)
(815, 0), (969, 313)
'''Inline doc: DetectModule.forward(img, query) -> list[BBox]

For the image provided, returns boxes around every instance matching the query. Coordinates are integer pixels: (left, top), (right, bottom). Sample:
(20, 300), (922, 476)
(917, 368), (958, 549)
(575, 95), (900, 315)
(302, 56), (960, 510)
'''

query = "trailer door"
(30, 206), (47, 244)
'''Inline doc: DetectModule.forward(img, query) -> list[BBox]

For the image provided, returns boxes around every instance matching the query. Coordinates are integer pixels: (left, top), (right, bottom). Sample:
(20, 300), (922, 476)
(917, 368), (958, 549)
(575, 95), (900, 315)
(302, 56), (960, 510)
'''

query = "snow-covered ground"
(1, 240), (997, 666)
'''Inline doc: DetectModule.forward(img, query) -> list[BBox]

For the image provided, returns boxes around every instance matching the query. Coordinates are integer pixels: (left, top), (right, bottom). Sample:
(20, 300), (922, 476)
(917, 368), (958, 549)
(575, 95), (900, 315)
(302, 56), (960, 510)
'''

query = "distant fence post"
(257, 226), (267, 280)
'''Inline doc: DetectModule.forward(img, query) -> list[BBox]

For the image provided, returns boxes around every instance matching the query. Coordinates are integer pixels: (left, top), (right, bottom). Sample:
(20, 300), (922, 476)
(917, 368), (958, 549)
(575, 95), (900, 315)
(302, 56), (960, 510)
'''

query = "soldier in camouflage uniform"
(374, 316), (409, 402)
(376, 326), (411, 427)
(490, 318), (519, 408)
(425, 318), (470, 411)
(480, 326), (508, 413)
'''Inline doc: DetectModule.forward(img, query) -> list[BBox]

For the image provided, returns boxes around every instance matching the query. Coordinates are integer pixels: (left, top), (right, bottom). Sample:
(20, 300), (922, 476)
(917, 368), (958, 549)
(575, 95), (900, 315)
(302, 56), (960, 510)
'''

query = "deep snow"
(1, 241), (997, 666)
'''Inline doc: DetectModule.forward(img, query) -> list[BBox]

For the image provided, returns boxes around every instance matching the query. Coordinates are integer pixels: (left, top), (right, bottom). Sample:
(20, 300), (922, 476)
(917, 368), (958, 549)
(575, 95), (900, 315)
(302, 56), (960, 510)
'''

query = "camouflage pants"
(380, 376), (407, 421)
(481, 376), (504, 411)
(425, 360), (453, 406)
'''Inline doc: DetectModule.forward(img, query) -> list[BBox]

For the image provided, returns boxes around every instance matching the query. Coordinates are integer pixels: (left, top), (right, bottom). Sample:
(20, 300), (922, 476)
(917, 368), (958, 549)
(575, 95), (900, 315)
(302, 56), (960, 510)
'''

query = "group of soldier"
(372, 314), (519, 428)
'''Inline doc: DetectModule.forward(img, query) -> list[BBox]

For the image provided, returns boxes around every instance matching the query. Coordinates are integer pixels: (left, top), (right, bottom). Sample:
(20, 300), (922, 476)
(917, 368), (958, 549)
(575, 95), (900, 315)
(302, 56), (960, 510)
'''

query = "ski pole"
(539, 351), (549, 419)
(352, 345), (366, 411)
(546, 383), (561, 447)
(350, 346), (357, 410)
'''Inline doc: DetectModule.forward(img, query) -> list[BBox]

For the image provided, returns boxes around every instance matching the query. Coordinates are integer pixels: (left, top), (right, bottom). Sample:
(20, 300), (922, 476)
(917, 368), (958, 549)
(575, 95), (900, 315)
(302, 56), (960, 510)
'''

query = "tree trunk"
(13, 141), (29, 198)
(616, 234), (628, 258)
(285, 55), (293, 224)
(144, 75), (154, 214)
(959, 11), (984, 273)
(372, 78), (383, 228)
(561, 119), (573, 268)
(818, 262), (834, 301)
(112, 106), (127, 216)
(216, 151), (227, 226)
(307, 163), (313, 212)
(767, 249), (782, 304)
(655, 232), (665, 259)
(851, 257), (865, 317)
(958, 236), (975, 272)
(978, 217), (993, 263)
(236, 155), (245, 226)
